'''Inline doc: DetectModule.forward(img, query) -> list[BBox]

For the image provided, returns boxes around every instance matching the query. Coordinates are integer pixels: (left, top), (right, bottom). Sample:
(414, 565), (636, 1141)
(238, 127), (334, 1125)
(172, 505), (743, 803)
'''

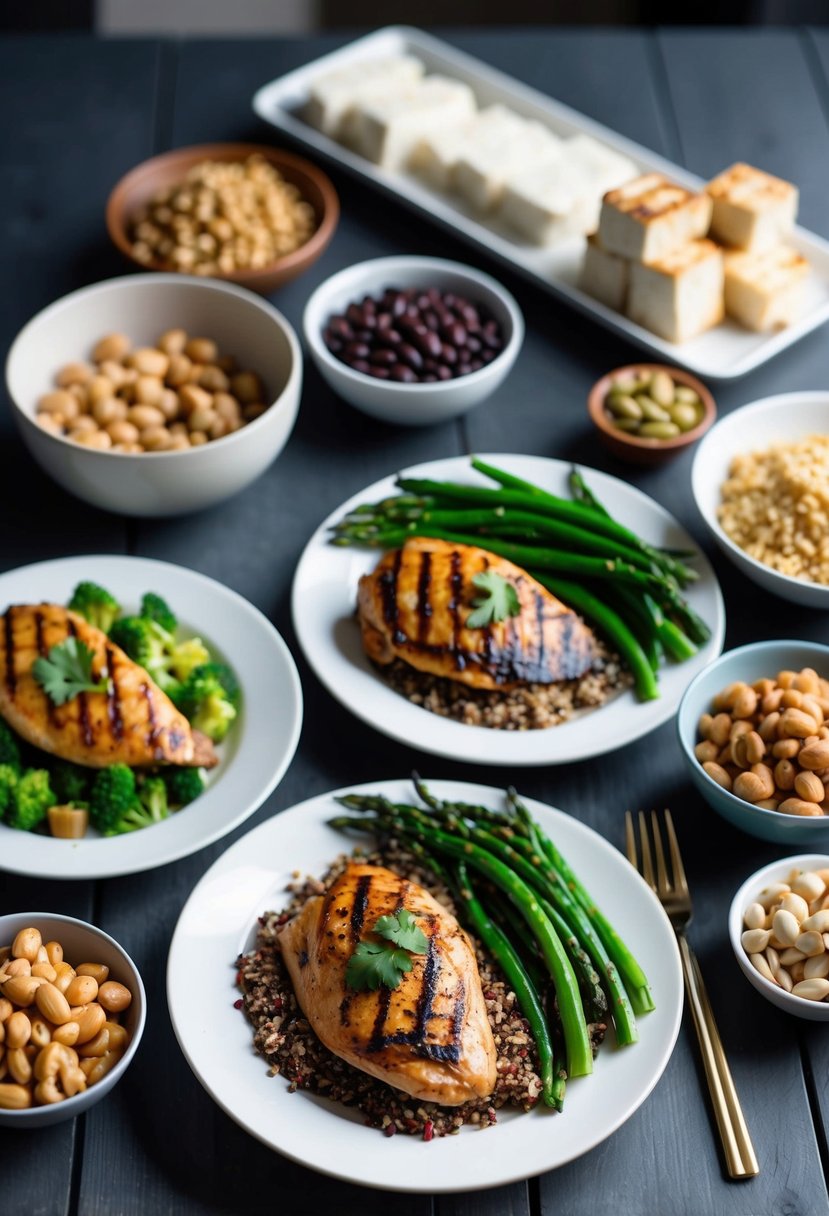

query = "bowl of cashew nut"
(0, 913), (146, 1127)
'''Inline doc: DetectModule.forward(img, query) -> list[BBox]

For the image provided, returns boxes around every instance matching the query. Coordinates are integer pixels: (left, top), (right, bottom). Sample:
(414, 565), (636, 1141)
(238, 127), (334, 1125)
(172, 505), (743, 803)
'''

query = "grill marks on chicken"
(357, 536), (596, 691)
(0, 603), (217, 769)
(278, 863), (497, 1105)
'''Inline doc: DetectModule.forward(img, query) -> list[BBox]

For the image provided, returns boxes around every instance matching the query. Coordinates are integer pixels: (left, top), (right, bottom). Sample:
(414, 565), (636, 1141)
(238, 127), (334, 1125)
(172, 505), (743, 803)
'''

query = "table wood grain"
(2, 28), (829, 1216)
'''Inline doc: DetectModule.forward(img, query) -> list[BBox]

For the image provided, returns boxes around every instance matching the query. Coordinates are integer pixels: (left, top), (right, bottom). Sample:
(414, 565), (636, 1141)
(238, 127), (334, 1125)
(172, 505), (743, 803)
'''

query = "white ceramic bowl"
(302, 255), (524, 426)
(691, 391), (829, 608)
(5, 274), (302, 517)
(728, 854), (829, 1021)
(0, 912), (146, 1126)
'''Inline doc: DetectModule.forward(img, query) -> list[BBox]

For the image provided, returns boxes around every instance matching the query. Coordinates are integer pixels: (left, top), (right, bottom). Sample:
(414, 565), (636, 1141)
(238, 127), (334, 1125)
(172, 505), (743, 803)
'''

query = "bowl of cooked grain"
(691, 392), (829, 609)
(106, 143), (339, 295)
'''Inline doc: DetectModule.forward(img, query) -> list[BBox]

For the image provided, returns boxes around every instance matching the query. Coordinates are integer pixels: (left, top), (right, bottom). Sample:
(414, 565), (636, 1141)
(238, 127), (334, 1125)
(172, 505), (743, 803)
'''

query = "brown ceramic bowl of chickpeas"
(5, 273), (302, 516)
(0, 913), (146, 1127)
(588, 363), (716, 466)
(105, 142), (340, 295)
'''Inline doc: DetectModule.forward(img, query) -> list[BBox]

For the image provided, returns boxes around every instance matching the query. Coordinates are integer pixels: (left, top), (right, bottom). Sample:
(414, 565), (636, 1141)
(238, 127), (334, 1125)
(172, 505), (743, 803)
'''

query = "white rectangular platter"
(253, 24), (829, 381)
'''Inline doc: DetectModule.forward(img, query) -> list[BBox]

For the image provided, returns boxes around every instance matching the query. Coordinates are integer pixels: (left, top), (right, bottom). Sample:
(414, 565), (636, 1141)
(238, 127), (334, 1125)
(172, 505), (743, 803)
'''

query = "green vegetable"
(32, 639), (109, 706)
(174, 663), (239, 743)
(0, 721), (21, 774)
(47, 759), (90, 805)
(68, 582), (121, 633)
(0, 763), (19, 817)
(466, 571), (520, 630)
(88, 764), (139, 836)
(7, 768), (55, 831)
(109, 616), (209, 696)
(346, 908), (429, 992)
(169, 637), (210, 682)
(140, 592), (177, 634)
(109, 775), (170, 833)
(163, 766), (206, 807)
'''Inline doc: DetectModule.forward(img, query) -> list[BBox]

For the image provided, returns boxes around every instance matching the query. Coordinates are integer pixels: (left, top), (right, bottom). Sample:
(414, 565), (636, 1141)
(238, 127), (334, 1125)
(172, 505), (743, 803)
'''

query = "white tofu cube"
(499, 160), (596, 245)
(627, 240), (724, 343)
(454, 113), (562, 212)
(306, 56), (425, 138)
(408, 105), (522, 193)
(598, 173), (712, 264)
(706, 162), (798, 252)
(579, 234), (630, 311)
(562, 136), (638, 199)
(724, 245), (809, 331)
(342, 76), (477, 170)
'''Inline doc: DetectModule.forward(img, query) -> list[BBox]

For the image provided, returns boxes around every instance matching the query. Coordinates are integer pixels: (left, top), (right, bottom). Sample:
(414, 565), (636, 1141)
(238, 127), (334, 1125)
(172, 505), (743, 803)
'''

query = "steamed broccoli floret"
(163, 766), (206, 807)
(115, 777), (170, 833)
(49, 759), (90, 805)
(89, 764), (139, 835)
(174, 663), (240, 743)
(0, 721), (21, 774)
(0, 764), (19, 817)
(68, 582), (121, 633)
(109, 615), (208, 695)
(6, 768), (55, 831)
(140, 593), (177, 635)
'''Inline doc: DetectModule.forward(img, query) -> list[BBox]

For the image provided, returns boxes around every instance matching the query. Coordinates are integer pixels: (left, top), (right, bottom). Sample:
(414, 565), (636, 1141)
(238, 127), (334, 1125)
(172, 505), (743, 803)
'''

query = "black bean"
(376, 312), (393, 330)
(415, 330), (443, 358)
(325, 338), (343, 353)
(398, 343), (424, 370)
(423, 310), (440, 331)
(468, 359), (484, 372)
(361, 296), (377, 314)
(370, 348), (397, 367)
(328, 316), (353, 339)
(422, 373), (439, 382)
(435, 365), (453, 381)
(466, 336), (482, 354)
(384, 328), (403, 346)
(441, 344), (458, 366)
(346, 303), (366, 326)
(457, 362), (472, 376)
(481, 348), (497, 364)
(390, 294), (407, 317)
(367, 366), (391, 379)
(354, 329), (374, 343)
(343, 341), (370, 361)
(390, 363), (417, 382)
(350, 359), (370, 374)
(447, 322), (468, 347)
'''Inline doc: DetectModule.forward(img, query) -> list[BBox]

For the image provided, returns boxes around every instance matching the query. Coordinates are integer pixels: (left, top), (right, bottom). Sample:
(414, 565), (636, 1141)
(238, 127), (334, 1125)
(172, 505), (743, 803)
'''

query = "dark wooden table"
(2, 26), (829, 1216)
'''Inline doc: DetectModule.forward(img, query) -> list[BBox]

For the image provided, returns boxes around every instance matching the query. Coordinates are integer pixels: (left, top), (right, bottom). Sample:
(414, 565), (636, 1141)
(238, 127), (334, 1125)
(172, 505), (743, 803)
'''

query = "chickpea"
(158, 389), (180, 421)
(157, 328), (187, 355)
(128, 347), (169, 377)
(55, 362), (92, 388)
(198, 365), (229, 393)
(93, 333), (131, 363)
(127, 405), (165, 431)
(92, 398), (127, 427)
(38, 390), (78, 419)
(140, 426), (173, 451)
(230, 371), (263, 404)
(184, 337), (218, 364)
(72, 429), (112, 450)
(133, 375), (165, 407)
(179, 384), (213, 417)
(35, 413), (61, 435)
(106, 420), (140, 445)
(188, 406), (217, 434)
(165, 354), (193, 387)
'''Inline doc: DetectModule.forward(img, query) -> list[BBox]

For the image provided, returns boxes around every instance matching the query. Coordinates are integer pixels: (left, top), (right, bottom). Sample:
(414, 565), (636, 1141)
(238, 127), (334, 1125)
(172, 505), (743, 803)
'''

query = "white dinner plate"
(253, 25), (829, 381)
(166, 778), (683, 1192)
(0, 555), (303, 879)
(290, 454), (725, 765)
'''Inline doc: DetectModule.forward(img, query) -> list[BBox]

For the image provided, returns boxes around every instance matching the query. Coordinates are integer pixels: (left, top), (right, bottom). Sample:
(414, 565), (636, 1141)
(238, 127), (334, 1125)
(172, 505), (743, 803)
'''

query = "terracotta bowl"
(587, 363), (716, 466)
(106, 142), (339, 295)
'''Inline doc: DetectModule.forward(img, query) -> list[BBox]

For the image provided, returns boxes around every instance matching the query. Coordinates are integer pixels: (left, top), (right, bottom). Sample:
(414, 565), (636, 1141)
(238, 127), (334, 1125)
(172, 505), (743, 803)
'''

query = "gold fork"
(625, 809), (759, 1180)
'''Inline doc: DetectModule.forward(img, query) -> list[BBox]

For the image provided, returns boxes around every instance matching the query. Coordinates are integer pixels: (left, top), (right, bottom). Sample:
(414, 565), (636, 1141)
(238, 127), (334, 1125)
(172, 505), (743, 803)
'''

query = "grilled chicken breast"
(0, 603), (217, 768)
(357, 536), (596, 690)
(278, 862), (497, 1106)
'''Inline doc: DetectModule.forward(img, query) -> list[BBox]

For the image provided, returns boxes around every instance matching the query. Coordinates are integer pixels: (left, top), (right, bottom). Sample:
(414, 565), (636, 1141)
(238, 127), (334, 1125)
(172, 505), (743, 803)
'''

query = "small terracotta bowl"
(587, 363), (716, 466)
(106, 142), (339, 295)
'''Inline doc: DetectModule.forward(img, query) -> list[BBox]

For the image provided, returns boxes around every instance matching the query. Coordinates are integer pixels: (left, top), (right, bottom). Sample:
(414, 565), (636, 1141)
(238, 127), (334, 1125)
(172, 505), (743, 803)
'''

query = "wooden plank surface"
(1, 28), (829, 1216)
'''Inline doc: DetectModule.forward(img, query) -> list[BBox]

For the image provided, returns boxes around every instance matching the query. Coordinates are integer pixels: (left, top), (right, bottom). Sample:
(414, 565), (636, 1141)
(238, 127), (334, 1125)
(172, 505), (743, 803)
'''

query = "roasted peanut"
(97, 982), (132, 1014)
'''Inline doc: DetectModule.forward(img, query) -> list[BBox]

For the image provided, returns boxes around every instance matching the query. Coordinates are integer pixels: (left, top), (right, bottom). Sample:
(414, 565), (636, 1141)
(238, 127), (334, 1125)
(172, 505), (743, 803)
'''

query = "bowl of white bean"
(5, 273), (302, 516)
(728, 855), (829, 1021)
(0, 912), (146, 1126)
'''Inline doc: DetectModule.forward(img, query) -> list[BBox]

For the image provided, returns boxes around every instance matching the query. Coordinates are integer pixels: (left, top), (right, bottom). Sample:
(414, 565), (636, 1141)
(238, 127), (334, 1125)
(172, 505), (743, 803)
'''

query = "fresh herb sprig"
(32, 638), (109, 706)
(346, 907), (428, 992)
(466, 570), (520, 630)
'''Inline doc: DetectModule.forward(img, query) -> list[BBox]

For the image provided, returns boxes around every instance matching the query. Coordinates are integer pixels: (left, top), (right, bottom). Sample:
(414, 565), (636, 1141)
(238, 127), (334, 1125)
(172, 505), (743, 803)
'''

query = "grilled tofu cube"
(306, 55), (425, 138)
(706, 162), (798, 252)
(724, 245), (809, 331)
(454, 113), (562, 212)
(598, 173), (712, 264)
(627, 239), (724, 343)
(579, 234), (630, 311)
(341, 76), (477, 170)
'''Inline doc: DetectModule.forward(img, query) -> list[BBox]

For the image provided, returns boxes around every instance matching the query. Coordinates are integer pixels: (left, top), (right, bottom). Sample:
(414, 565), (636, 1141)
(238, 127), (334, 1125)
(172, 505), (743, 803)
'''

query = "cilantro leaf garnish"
(345, 908), (429, 992)
(32, 638), (109, 706)
(374, 907), (429, 954)
(466, 570), (521, 630)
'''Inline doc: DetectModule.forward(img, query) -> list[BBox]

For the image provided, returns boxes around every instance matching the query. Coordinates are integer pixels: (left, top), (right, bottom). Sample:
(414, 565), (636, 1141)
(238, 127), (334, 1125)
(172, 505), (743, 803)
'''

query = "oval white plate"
(0, 555), (303, 879)
(291, 454), (725, 764)
(167, 778), (682, 1192)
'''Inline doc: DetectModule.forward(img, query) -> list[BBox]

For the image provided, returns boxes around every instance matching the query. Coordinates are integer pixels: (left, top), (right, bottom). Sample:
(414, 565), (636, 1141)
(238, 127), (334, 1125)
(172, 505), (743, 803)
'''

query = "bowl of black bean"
(302, 256), (524, 426)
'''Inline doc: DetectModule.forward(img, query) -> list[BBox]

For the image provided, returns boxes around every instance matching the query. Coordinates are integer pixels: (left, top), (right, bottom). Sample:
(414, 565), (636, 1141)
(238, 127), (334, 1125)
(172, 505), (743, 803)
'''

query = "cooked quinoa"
(382, 643), (630, 731)
(236, 845), (553, 1139)
(718, 435), (829, 584)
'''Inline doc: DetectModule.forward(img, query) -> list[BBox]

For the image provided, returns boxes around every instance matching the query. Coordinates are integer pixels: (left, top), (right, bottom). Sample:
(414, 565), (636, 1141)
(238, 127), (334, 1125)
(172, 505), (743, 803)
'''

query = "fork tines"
(625, 809), (688, 902)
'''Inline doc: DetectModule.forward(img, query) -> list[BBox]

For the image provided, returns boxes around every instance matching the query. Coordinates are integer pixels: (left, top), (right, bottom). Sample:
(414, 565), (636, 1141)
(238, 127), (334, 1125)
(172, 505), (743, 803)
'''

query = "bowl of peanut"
(105, 142), (339, 294)
(677, 640), (829, 845)
(0, 913), (146, 1126)
(5, 273), (302, 516)
(728, 855), (829, 1020)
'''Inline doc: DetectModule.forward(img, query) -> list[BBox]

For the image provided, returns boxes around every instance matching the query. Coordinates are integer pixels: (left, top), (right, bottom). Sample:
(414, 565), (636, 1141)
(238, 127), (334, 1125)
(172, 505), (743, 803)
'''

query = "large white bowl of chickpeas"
(0, 913), (146, 1126)
(677, 640), (829, 846)
(5, 273), (302, 516)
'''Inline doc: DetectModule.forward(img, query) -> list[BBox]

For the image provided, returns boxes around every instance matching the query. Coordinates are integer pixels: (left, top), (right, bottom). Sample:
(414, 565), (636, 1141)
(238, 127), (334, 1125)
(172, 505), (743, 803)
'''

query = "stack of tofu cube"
(306, 56), (636, 244)
(581, 163), (806, 342)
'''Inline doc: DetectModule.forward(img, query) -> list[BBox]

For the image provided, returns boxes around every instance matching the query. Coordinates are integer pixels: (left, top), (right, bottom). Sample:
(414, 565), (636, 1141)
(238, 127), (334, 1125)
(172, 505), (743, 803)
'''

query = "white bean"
(772, 908), (801, 947)
(795, 931), (825, 957)
(780, 892), (810, 922)
(792, 978), (829, 1001)
(743, 902), (767, 930)
(741, 928), (771, 953)
(750, 953), (777, 983)
(804, 954), (829, 980)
